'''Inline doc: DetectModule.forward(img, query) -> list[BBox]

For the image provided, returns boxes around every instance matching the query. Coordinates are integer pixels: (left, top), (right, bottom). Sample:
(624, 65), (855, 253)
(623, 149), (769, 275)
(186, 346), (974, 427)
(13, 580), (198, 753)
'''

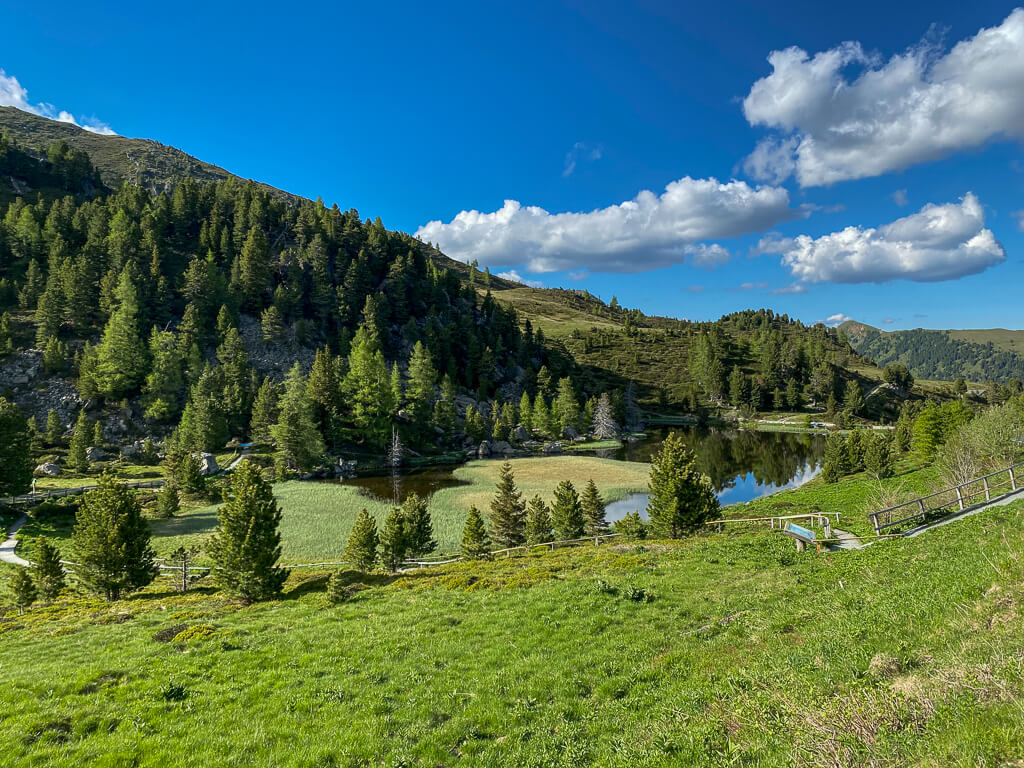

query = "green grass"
(3, 492), (1024, 765)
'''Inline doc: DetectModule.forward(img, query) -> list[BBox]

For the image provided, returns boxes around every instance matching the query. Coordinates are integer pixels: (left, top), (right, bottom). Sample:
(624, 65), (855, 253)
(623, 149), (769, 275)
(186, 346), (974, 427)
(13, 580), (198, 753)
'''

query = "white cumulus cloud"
(742, 9), (1024, 186)
(415, 176), (799, 274)
(824, 313), (853, 327)
(0, 68), (115, 135)
(763, 193), (1005, 284)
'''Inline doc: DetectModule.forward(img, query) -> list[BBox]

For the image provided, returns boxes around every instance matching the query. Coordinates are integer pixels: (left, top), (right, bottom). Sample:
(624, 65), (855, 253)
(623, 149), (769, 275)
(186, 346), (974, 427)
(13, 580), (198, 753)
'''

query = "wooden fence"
(869, 462), (1024, 534)
(1, 478), (165, 508)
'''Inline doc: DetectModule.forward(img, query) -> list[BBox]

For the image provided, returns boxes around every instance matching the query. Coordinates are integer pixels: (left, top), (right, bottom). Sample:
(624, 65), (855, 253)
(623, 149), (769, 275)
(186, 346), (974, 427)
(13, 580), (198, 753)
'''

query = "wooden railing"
(1, 478), (165, 508)
(705, 512), (839, 537)
(869, 462), (1024, 534)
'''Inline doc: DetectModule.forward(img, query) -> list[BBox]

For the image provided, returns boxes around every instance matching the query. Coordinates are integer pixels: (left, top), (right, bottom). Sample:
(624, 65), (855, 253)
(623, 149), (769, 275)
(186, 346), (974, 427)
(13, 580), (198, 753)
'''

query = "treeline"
(848, 326), (1024, 383)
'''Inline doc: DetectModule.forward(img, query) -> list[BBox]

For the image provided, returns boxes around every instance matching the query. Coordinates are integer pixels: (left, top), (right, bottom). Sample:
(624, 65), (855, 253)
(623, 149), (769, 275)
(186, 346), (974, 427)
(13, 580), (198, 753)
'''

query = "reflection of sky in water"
(605, 461), (821, 522)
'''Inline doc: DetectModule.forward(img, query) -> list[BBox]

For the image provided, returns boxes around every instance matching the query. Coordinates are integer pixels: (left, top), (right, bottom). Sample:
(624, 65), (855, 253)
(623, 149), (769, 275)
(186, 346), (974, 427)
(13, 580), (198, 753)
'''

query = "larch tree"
(207, 462), (286, 602)
(551, 480), (585, 540)
(343, 326), (394, 448)
(68, 409), (90, 473)
(591, 393), (618, 439)
(379, 506), (408, 571)
(646, 432), (719, 538)
(71, 475), (157, 601)
(489, 462), (526, 547)
(93, 267), (146, 400)
(272, 363), (325, 471)
(406, 341), (437, 434)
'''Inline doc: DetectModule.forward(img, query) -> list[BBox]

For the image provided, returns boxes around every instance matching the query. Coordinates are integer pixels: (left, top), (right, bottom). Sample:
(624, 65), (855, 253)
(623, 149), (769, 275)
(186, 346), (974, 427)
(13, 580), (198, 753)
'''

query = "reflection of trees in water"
(623, 428), (825, 492)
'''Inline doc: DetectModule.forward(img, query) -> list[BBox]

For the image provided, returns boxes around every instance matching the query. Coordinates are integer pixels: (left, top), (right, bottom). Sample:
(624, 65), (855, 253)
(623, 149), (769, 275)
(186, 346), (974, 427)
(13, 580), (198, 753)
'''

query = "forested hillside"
(843, 321), (1024, 383)
(0, 111), (911, 485)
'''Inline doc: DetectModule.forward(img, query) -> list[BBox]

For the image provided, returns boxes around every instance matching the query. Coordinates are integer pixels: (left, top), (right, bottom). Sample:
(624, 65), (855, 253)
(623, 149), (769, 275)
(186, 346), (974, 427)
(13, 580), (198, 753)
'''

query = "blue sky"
(3, 0), (1023, 329)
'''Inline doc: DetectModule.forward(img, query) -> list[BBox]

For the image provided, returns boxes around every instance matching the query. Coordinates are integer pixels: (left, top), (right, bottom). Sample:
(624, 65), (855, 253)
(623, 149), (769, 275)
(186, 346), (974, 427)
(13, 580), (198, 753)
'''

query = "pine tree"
(464, 404), (486, 442)
(41, 335), (68, 373)
(208, 462), (286, 602)
(69, 410), (90, 472)
(518, 391), (533, 434)
(591, 393), (618, 439)
(71, 475), (157, 600)
(346, 508), (379, 571)
(45, 409), (62, 445)
(307, 346), (342, 445)
(238, 226), (271, 310)
(379, 506), (408, 571)
(156, 482), (180, 518)
(406, 341), (437, 434)
(0, 398), (32, 496)
(646, 432), (719, 537)
(0, 312), (13, 356)
(33, 536), (65, 600)
(402, 493), (436, 559)
(93, 419), (105, 448)
(93, 267), (146, 399)
(260, 305), (284, 341)
(489, 462), (526, 547)
(7, 568), (36, 614)
(551, 480), (585, 540)
(174, 451), (206, 494)
(532, 396), (552, 439)
(272, 363), (325, 471)
(431, 375), (456, 438)
(554, 378), (580, 435)
(581, 479), (608, 536)
(343, 327), (394, 448)
(461, 506), (492, 559)
(524, 495), (554, 545)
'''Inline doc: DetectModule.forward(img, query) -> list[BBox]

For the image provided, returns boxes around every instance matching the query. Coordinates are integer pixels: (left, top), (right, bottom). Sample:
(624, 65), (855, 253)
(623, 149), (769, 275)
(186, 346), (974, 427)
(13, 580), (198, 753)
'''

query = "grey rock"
(562, 425), (580, 440)
(477, 441), (491, 458)
(195, 452), (219, 476)
(86, 446), (107, 462)
(513, 425), (530, 442)
(121, 440), (143, 458)
(35, 462), (61, 477)
(492, 440), (513, 455)
(542, 441), (563, 454)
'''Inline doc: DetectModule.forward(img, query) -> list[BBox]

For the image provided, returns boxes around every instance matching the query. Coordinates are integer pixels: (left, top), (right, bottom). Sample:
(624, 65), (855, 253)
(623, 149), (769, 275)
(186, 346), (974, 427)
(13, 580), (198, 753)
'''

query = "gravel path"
(0, 513), (30, 566)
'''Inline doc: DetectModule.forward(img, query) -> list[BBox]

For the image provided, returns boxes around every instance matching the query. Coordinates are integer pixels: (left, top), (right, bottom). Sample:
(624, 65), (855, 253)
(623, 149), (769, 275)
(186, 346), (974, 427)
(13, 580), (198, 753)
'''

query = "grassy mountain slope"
(842, 321), (1024, 383)
(3, 485), (1024, 766)
(0, 106), (266, 196)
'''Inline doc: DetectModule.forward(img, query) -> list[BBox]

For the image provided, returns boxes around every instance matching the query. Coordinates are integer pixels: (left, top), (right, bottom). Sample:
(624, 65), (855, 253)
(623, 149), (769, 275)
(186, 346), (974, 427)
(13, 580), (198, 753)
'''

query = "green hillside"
(842, 321), (1024, 383)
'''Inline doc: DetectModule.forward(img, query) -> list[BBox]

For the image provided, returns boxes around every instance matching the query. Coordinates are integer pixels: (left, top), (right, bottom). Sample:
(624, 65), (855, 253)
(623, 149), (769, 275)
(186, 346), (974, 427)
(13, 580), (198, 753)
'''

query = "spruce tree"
(174, 451), (206, 494)
(343, 327), (394, 448)
(379, 506), (408, 571)
(71, 475), (157, 600)
(346, 508), (379, 571)
(8, 568), (36, 614)
(142, 328), (183, 421)
(554, 378), (580, 435)
(402, 492), (437, 558)
(864, 433), (894, 480)
(307, 346), (342, 445)
(581, 479), (609, 536)
(208, 462), (286, 602)
(461, 506), (492, 559)
(406, 341), (437, 434)
(843, 379), (865, 416)
(260, 305), (284, 341)
(646, 432), (719, 538)
(69, 410), (90, 473)
(93, 419), (105, 448)
(0, 312), (14, 356)
(238, 226), (271, 310)
(33, 536), (65, 601)
(41, 335), (68, 373)
(489, 462), (526, 547)
(272, 363), (325, 471)
(524, 495), (554, 545)
(93, 267), (146, 399)
(518, 391), (533, 434)
(551, 480), (585, 540)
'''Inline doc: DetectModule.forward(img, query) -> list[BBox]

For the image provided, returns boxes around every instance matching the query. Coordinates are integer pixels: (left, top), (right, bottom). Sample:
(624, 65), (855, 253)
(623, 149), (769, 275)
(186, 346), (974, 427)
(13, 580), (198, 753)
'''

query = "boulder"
(477, 441), (491, 459)
(121, 440), (144, 458)
(513, 425), (530, 442)
(86, 446), (107, 462)
(492, 440), (513, 455)
(562, 425), (580, 440)
(195, 452), (219, 476)
(35, 462), (61, 477)
(542, 441), (563, 454)
(334, 458), (358, 478)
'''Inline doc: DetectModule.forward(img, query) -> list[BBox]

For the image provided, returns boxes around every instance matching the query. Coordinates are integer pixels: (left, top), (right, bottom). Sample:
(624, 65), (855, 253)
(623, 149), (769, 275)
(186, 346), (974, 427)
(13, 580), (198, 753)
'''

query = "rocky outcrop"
(513, 425), (530, 442)
(86, 446), (107, 462)
(34, 462), (61, 477)
(542, 441), (563, 454)
(121, 440), (144, 459)
(195, 452), (219, 476)
(477, 441), (491, 458)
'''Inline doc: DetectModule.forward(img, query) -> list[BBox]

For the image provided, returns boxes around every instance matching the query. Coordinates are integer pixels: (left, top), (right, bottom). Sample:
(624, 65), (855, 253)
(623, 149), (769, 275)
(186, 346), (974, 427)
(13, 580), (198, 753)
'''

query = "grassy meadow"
(16, 456), (652, 565)
(2, 491), (1024, 766)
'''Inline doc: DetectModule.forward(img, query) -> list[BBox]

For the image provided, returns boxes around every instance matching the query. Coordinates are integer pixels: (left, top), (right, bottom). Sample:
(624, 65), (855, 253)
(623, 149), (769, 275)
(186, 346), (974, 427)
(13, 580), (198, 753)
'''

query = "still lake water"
(338, 427), (825, 521)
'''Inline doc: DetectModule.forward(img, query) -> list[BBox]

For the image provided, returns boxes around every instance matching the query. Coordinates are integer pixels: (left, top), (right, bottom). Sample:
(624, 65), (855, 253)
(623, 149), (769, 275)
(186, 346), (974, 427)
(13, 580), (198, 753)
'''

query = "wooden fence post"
(955, 485), (965, 511)
(1011, 467), (1018, 491)
(983, 477), (991, 502)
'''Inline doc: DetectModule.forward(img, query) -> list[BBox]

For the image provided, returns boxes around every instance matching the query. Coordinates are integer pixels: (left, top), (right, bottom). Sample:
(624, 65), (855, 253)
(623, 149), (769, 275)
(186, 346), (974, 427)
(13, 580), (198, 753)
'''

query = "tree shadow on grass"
(280, 566), (444, 600)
